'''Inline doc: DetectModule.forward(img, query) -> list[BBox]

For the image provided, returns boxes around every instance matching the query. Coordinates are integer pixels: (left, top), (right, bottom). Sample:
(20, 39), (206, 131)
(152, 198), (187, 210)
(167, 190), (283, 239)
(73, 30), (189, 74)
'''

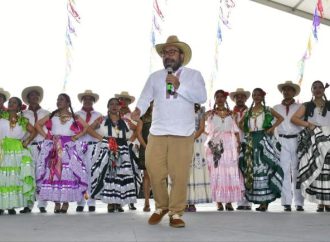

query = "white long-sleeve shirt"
(22, 108), (50, 142)
(273, 103), (302, 135)
(76, 109), (102, 142)
(136, 67), (207, 136)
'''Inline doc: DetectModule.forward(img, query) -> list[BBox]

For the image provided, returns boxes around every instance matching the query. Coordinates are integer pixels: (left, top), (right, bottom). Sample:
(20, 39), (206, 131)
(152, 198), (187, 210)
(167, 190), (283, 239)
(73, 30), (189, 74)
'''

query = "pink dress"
(205, 113), (244, 203)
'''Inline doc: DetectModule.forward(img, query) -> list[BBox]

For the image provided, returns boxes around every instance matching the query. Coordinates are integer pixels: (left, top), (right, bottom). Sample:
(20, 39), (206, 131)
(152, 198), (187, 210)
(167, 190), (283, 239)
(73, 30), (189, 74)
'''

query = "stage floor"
(0, 199), (329, 242)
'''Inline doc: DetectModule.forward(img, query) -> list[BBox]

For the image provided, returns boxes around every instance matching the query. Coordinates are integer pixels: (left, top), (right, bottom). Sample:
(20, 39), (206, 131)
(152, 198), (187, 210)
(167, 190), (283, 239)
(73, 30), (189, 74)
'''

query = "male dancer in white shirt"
(76, 90), (102, 212)
(20, 86), (50, 213)
(229, 88), (252, 211)
(273, 81), (304, 212)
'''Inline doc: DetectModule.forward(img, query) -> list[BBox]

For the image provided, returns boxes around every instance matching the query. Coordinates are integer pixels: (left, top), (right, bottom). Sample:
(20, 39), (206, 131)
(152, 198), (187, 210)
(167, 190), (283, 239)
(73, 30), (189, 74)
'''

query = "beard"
(163, 57), (183, 72)
(236, 100), (246, 107)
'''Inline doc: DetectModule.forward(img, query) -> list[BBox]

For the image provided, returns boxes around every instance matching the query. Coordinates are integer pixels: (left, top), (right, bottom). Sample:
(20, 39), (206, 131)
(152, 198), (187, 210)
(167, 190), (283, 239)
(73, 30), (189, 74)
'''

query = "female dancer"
(35, 93), (88, 213)
(239, 88), (284, 211)
(0, 97), (36, 215)
(205, 90), (244, 211)
(88, 98), (138, 212)
(291, 81), (330, 212)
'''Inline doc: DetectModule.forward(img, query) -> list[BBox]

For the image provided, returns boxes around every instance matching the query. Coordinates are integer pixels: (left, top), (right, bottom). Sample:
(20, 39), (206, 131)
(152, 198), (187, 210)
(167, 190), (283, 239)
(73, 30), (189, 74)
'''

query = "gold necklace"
(57, 113), (71, 124)
(251, 108), (263, 118)
(215, 108), (228, 123)
(250, 107), (264, 131)
(9, 115), (17, 129)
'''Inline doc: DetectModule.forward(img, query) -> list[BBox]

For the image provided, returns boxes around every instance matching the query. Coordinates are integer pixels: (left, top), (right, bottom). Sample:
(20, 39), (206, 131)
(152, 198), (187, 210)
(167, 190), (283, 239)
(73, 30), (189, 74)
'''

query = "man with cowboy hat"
(115, 91), (135, 106)
(76, 90), (102, 212)
(0, 87), (10, 111)
(131, 35), (207, 228)
(230, 88), (252, 211)
(20, 85), (50, 213)
(273, 80), (304, 212)
(115, 91), (137, 131)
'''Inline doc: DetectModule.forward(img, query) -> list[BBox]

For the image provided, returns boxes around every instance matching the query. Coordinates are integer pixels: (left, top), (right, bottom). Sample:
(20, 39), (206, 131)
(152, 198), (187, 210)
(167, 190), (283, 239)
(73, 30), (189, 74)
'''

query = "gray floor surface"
(0, 199), (329, 242)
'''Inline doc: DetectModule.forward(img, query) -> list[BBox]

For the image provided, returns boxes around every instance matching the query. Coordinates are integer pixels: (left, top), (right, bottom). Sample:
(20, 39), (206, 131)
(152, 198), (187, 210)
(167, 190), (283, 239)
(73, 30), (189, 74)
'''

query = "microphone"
(166, 67), (175, 95)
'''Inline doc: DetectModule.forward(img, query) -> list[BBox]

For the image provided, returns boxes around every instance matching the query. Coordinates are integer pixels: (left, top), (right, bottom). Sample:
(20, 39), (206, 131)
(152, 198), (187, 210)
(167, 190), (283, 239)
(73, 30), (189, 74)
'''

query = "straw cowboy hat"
(277, 80), (300, 96)
(155, 35), (192, 66)
(0, 88), (10, 101)
(115, 91), (135, 104)
(21, 86), (43, 104)
(229, 88), (251, 101)
(78, 90), (99, 103)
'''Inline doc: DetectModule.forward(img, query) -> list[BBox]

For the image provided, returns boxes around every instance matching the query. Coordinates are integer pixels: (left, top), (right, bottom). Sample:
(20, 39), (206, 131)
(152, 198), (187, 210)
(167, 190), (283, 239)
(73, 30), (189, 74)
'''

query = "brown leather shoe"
(169, 215), (185, 228)
(148, 209), (169, 225)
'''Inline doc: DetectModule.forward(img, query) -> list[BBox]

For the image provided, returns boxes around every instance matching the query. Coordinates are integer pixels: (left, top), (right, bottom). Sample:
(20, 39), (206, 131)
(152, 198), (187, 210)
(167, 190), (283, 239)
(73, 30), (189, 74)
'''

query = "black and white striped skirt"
(297, 126), (330, 205)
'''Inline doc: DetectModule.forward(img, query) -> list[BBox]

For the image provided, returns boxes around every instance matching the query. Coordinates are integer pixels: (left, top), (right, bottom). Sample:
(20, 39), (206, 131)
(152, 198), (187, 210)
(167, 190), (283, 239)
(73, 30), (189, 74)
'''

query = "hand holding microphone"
(166, 66), (180, 95)
(166, 67), (174, 95)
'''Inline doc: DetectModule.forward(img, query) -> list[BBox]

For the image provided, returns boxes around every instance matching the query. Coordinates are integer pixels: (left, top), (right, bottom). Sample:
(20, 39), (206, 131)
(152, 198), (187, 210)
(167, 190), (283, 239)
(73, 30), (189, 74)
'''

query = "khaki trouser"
(145, 134), (194, 216)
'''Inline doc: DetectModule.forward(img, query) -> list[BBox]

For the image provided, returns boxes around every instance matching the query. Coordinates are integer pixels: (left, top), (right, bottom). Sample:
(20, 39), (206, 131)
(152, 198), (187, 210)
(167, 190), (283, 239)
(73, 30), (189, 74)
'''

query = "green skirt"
(0, 137), (35, 209)
(239, 131), (283, 204)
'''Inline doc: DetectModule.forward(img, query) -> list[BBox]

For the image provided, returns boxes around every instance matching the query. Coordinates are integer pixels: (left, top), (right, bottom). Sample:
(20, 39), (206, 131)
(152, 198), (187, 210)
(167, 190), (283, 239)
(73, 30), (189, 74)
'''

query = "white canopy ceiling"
(250, 0), (330, 26)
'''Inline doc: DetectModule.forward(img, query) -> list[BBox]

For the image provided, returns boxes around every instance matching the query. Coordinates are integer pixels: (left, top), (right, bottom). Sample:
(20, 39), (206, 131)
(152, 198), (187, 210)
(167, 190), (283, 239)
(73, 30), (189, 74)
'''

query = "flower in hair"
(21, 104), (27, 111)
(223, 91), (229, 97)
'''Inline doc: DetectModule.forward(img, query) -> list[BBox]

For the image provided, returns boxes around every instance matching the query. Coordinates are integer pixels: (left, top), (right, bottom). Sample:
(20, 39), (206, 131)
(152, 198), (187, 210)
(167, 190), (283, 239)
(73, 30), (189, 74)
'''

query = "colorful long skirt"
(239, 131), (283, 204)
(90, 138), (137, 205)
(187, 134), (212, 204)
(36, 136), (88, 202)
(206, 132), (244, 203)
(0, 137), (35, 209)
(297, 126), (330, 205)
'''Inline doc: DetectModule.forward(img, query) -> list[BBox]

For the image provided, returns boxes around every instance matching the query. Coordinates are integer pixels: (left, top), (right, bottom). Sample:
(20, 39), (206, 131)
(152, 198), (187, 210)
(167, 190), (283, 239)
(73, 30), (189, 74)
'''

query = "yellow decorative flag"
(307, 35), (312, 57)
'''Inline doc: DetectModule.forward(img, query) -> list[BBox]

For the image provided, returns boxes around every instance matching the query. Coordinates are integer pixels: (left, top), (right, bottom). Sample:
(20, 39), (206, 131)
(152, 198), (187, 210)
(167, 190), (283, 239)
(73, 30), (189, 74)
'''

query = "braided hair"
(107, 97), (121, 126)
(304, 80), (330, 120)
(243, 88), (272, 132)
(49, 93), (78, 127)
(213, 89), (231, 111)
(9, 97), (24, 115)
(106, 97), (128, 133)
(247, 88), (266, 117)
